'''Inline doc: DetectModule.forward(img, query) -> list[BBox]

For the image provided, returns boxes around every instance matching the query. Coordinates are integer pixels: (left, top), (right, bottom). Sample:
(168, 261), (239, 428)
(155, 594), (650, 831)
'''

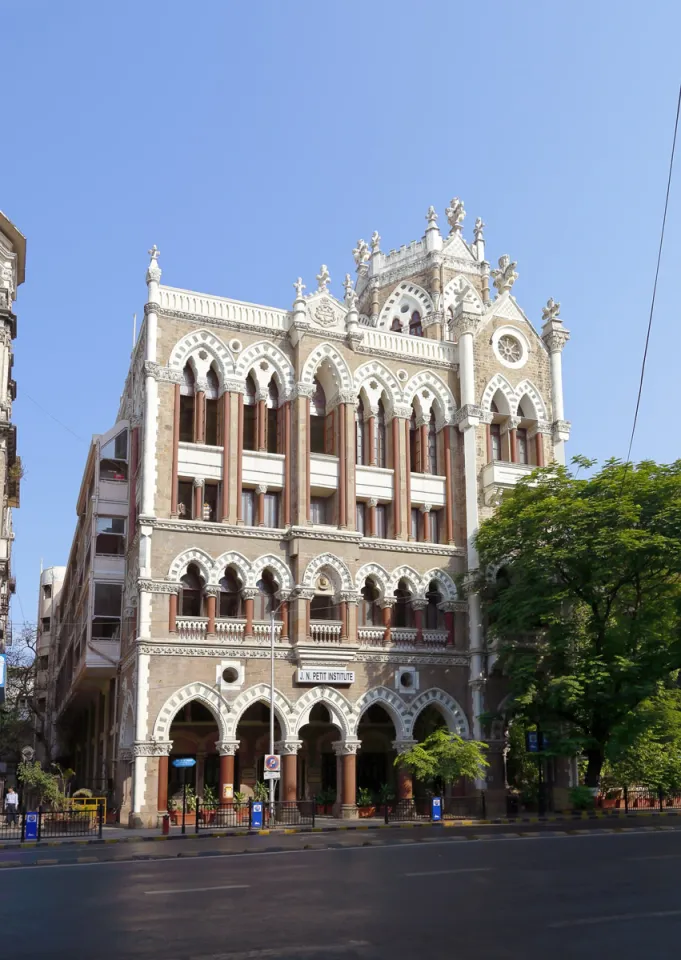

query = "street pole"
(269, 606), (275, 822)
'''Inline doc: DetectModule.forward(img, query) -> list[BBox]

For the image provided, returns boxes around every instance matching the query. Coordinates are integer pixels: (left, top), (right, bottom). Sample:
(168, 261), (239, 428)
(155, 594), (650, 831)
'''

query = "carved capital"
(224, 379), (246, 395)
(132, 740), (173, 758)
(454, 404), (482, 430)
(542, 325), (570, 353)
(275, 739), (303, 756)
(192, 477), (205, 489)
(393, 739), (417, 754)
(293, 382), (316, 400)
(367, 497), (379, 508)
(294, 587), (316, 602)
(339, 590), (360, 605)
(241, 587), (259, 601)
(256, 483), (268, 495)
(552, 419), (571, 441)
(419, 502), (432, 514)
(204, 585), (220, 598)
(411, 599), (428, 611)
(216, 740), (240, 756)
(380, 597), (396, 609)
(500, 416), (521, 435)
(527, 419), (552, 439)
(333, 740), (362, 756)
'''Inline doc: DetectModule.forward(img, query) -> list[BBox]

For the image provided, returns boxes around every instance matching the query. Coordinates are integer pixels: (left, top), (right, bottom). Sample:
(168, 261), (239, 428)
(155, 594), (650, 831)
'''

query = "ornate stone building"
(0, 212), (23, 660)
(50, 198), (570, 824)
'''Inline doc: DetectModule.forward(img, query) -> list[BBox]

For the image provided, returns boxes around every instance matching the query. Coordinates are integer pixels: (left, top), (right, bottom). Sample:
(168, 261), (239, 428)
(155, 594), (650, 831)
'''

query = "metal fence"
(618, 787), (681, 812)
(385, 795), (486, 823)
(190, 800), (316, 833)
(0, 802), (104, 841)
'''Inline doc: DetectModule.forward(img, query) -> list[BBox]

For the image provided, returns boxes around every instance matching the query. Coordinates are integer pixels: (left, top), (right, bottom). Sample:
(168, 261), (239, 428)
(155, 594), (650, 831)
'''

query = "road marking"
(180, 943), (371, 960)
(549, 909), (681, 928)
(404, 867), (492, 877)
(145, 883), (250, 895)
(628, 854), (681, 861)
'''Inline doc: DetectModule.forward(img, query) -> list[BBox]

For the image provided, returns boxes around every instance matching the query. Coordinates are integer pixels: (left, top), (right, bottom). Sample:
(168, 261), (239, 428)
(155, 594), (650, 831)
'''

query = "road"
(2, 827), (681, 959)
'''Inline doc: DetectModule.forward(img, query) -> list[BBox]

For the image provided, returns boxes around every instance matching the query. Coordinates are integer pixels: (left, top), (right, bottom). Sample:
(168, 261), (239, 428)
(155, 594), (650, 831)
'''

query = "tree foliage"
(475, 458), (681, 786)
(0, 627), (43, 762)
(603, 688), (681, 792)
(395, 728), (489, 787)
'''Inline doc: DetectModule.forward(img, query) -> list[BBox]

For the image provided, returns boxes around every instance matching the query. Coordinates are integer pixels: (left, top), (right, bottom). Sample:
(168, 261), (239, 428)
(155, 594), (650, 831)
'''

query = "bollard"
(162, 814), (170, 836)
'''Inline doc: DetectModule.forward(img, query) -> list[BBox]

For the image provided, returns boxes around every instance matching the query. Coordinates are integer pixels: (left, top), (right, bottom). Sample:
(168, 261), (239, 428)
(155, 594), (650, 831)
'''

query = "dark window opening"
(202, 482), (219, 521)
(241, 489), (255, 526)
(517, 427), (529, 465)
(254, 570), (278, 620)
(96, 516), (126, 555)
(409, 311), (423, 337)
(393, 580), (414, 628)
(310, 595), (337, 621)
(359, 579), (380, 626)
(180, 565), (204, 617)
(263, 492), (280, 528)
(219, 568), (243, 618)
(491, 423), (502, 461)
(177, 480), (193, 518)
(243, 376), (257, 451)
(356, 501), (366, 535)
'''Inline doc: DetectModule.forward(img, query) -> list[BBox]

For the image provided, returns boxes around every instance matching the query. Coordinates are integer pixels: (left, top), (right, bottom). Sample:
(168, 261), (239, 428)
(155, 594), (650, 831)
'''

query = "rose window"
(497, 335), (522, 363)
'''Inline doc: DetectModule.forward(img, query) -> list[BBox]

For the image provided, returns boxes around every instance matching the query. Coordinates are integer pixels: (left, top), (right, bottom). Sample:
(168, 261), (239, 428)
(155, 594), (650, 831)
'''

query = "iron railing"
(192, 799), (315, 832)
(385, 795), (486, 823)
(0, 802), (104, 841)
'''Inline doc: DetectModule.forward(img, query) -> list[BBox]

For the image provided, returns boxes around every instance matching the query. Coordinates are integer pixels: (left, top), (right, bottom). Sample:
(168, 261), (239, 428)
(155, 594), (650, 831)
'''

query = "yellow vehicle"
(67, 796), (107, 818)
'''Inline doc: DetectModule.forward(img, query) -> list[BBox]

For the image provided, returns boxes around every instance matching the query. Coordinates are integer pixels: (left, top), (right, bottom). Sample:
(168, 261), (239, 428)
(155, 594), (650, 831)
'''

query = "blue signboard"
(431, 797), (442, 822)
(251, 802), (263, 829)
(172, 758), (197, 768)
(526, 731), (539, 753)
(25, 812), (39, 841)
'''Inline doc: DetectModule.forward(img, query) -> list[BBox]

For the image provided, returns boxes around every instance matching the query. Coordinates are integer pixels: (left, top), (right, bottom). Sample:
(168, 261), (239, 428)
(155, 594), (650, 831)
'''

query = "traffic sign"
(172, 758), (197, 768)
(431, 797), (442, 822)
(264, 754), (280, 772)
(25, 812), (38, 841)
(251, 802), (263, 829)
(264, 770), (280, 780)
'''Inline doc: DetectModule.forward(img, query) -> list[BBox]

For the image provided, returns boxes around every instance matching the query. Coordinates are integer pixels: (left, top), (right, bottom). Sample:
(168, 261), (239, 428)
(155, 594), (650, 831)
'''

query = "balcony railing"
(310, 620), (343, 643)
(176, 618), (283, 643)
(215, 619), (245, 642)
(176, 618), (208, 642)
(357, 627), (385, 645)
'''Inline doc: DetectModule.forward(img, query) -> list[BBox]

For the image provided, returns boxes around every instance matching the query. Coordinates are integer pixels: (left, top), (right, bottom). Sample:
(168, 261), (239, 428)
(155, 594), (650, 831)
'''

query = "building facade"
(50, 198), (570, 824)
(34, 565), (66, 762)
(0, 212), (23, 661)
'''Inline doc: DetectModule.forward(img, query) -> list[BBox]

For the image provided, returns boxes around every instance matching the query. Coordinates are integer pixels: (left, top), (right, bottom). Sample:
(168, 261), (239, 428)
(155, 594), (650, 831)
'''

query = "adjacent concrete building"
(48, 198), (570, 824)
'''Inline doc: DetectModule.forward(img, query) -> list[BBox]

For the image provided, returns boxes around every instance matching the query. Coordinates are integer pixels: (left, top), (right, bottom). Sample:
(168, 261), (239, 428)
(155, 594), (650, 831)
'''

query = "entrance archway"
(356, 704), (397, 801)
(167, 699), (221, 806)
(297, 703), (342, 810)
(234, 702), (282, 798)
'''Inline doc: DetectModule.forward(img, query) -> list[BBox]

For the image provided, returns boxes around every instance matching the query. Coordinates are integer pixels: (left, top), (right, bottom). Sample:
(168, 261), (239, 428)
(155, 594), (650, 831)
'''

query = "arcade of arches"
(156, 696), (459, 816)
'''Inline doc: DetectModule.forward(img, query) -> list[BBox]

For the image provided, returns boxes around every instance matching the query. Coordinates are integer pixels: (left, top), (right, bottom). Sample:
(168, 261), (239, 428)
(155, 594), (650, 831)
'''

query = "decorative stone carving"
(293, 277), (306, 299)
(146, 245), (162, 284)
(216, 740), (240, 756)
(313, 298), (336, 327)
(333, 740), (362, 756)
(419, 503), (432, 515)
(542, 327), (570, 353)
(132, 740), (173, 757)
(500, 416), (521, 435)
(316, 265), (331, 293)
(256, 483), (268, 495)
(491, 255), (518, 295)
(474, 217), (485, 243)
(352, 239), (370, 266)
(445, 197), (466, 234)
(370, 231), (381, 254)
(541, 297), (561, 322)
(392, 739), (417, 754)
(275, 739), (303, 756)
(552, 419), (571, 440)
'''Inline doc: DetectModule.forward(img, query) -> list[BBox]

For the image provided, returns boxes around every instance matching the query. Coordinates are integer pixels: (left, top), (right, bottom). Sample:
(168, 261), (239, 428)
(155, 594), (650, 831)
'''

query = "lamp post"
(266, 595), (285, 821)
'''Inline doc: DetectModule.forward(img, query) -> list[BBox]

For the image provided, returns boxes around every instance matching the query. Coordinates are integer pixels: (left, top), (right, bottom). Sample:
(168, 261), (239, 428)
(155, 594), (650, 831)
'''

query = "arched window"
(310, 379), (327, 455)
(218, 567), (243, 618)
(517, 427), (529, 465)
(179, 365), (196, 443)
(310, 594), (337, 621)
(205, 367), (220, 446)
(243, 375), (257, 451)
(359, 578), (380, 627)
(180, 564), (204, 617)
(254, 569), (278, 620)
(426, 580), (444, 630)
(266, 379), (279, 454)
(427, 409), (437, 473)
(391, 317), (402, 332)
(409, 311), (423, 337)
(393, 579), (414, 628)
(376, 399), (387, 468)
(409, 408), (419, 473)
(355, 396), (365, 465)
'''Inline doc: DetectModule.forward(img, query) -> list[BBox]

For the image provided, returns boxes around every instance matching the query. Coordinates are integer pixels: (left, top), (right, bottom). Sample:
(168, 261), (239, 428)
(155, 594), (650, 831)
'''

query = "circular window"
(497, 335), (522, 363)
(400, 672), (414, 689)
(222, 667), (239, 684)
(230, 339), (242, 353)
(400, 304), (410, 314)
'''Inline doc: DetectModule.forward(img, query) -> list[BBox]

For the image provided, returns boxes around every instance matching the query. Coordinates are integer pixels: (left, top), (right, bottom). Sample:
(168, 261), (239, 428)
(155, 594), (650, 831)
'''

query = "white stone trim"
(153, 681), (231, 741)
(168, 328), (236, 389)
(405, 687), (469, 738)
(353, 686), (409, 740)
(234, 340), (295, 400)
(377, 280), (436, 330)
(292, 685), (354, 740)
(227, 683), (295, 740)
(300, 342), (353, 394)
(300, 553), (353, 593)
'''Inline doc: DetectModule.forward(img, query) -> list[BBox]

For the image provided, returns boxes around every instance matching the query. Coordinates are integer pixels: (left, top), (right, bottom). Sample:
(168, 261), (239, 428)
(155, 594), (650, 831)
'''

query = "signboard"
(264, 755), (280, 781)
(25, 812), (38, 841)
(0, 653), (5, 706)
(264, 771), (280, 780)
(297, 668), (355, 684)
(251, 801), (263, 829)
(431, 797), (442, 822)
(222, 784), (234, 800)
(172, 758), (197, 768)
(525, 732), (549, 753)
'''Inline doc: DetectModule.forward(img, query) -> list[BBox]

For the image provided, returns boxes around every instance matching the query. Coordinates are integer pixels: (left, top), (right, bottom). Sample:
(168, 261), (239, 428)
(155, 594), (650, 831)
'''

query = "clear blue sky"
(4, 1), (681, 625)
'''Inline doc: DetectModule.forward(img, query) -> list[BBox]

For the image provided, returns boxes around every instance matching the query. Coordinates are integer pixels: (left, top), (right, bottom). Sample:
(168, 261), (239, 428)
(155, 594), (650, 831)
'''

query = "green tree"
(603, 688), (681, 792)
(475, 458), (681, 787)
(395, 728), (488, 789)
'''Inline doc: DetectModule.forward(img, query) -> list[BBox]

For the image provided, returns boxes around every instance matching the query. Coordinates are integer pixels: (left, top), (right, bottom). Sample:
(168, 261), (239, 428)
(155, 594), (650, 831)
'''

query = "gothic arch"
(292, 686), (354, 740)
(420, 568), (458, 601)
(403, 371), (456, 428)
(406, 688), (470, 738)
(250, 554), (294, 594)
(354, 361), (403, 417)
(442, 274), (484, 312)
(234, 340), (295, 401)
(301, 554), (353, 593)
(168, 547), (214, 584)
(227, 683), (294, 740)
(300, 343), (353, 395)
(168, 329), (235, 387)
(514, 378), (548, 420)
(153, 682), (230, 742)
(378, 281), (435, 329)
(387, 565), (423, 598)
(212, 551), (251, 588)
(481, 373), (515, 415)
(352, 687), (409, 741)
(355, 562), (390, 600)
(118, 691), (135, 752)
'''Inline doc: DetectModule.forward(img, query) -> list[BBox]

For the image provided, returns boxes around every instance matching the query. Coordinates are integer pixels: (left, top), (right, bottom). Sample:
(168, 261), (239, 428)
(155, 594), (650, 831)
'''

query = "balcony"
(310, 620), (343, 644)
(310, 454), (338, 493)
(243, 451), (285, 490)
(178, 442), (222, 481)
(356, 465), (394, 501)
(481, 461), (534, 505)
(410, 472), (446, 508)
(357, 627), (385, 645)
(363, 329), (457, 366)
(176, 618), (283, 644)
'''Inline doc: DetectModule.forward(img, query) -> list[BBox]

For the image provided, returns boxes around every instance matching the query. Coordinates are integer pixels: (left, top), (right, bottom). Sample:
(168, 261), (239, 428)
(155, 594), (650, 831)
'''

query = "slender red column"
(206, 594), (216, 635)
(382, 603), (392, 645)
(257, 486), (266, 526)
(283, 401), (291, 526)
(341, 754), (356, 807)
(415, 607), (424, 644)
(221, 392), (230, 521)
(157, 756), (169, 812)
(445, 610), (454, 647)
(368, 416), (377, 467)
(193, 481), (203, 520)
(509, 428), (518, 464)
(219, 755), (235, 802)
(486, 423), (492, 463)
(443, 426), (454, 545)
(195, 391), (206, 443)
(170, 385), (180, 516)
(392, 417), (401, 539)
(340, 602), (348, 641)
(257, 399), (267, 451)
(338, 404), (347, 527)
(280, 601), (289, 639)
(368, 500), (376, 538)
(397, 762), (413, 800)
(419, 424), (428, 472)
(535, 432), (545, 467)
(236, 394), (244, 522)
(422, 509), (431, 543)
(244, 597), (254, 637)
(169, 593), (178, 633)
(282, 755), (297, 802)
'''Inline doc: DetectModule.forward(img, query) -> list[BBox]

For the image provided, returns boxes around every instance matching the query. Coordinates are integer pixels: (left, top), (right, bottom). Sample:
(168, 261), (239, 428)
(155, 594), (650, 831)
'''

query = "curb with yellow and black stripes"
(1, 807), (678, 851)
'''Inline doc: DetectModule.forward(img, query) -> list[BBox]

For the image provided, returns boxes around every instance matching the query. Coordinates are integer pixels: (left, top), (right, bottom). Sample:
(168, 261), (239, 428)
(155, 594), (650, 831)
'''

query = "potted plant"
(233, 791), (249, 824)
(201, 785), (218, 824)
(253, 781), (270, 823)
(323, 788), (336, 815)
(356, 787), (375, 818)
(377, 783), (395, 816)
(314, 792), (325, 816)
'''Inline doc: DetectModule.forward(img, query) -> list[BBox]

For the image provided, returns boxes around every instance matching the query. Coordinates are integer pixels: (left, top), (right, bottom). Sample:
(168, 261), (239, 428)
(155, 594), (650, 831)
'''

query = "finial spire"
(491, 254), (518, 295)
(316, 265), (331, 293)
(293, 277), (306, 300)
(445, 197), (466, 235)
(146, 244), (162, 284)
(370, 231), (381, 255)
(541, 298), (561, 322)
(352, 239), (370, 268)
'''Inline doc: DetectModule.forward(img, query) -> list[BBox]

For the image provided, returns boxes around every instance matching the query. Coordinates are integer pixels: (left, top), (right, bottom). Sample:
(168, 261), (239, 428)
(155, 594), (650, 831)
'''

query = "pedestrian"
(5, 786), (19, 826)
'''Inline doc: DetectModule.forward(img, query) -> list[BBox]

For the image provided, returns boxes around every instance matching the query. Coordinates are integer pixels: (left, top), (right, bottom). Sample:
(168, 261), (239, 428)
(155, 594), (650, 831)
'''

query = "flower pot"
(316, 804), (325, 815)
(358, 806), (376, 819)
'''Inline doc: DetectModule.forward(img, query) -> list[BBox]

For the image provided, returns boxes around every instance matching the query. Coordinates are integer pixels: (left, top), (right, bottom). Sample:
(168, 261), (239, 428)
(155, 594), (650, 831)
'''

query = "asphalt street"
(2, 828), (681, 959)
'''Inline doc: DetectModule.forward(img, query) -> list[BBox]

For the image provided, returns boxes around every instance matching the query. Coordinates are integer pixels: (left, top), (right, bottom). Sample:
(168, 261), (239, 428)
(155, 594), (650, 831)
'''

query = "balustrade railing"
(215, 619), (246, 642)
(310, 620), (343, 643)
(357, 627), (385, 646)
(176, 618), (208, 642)
(252, 620), (283, 642)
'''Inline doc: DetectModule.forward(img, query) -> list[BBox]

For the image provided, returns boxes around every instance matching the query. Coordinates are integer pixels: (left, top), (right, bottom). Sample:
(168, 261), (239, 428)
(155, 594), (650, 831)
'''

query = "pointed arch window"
(218, 568), (243, 618)
(359, 578), (381, 627)
(179, 365), (196, 443)
(180, 564), (204, 617)
(409, 311), (423, 337)
(356, 396), (365, 465)
(426, 580), (444, 630)
(243, 374), (257, 451)
(310, 593), (337, 621)
(266, 379), (279, 454)
(254, 569), (278, 620)
(427, 409), (437, 473)
(205, 367), (220, 446)
(393, 579), (415, 628)
(391, 317), (402, 332)
(376, 399), (387, 468)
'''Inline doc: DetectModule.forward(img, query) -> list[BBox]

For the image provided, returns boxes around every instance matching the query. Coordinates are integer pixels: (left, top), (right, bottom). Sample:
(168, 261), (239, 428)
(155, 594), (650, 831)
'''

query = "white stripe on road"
(628, 854), (681, 860)
(145, 883), (250, 895)
(403, 868), (492, 877)
(178, 944), (371, 960)
(549, 909), (681, 928)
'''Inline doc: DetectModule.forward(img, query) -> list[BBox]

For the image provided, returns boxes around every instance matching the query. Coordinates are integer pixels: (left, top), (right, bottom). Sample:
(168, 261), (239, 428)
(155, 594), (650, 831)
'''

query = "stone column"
(420, 503), (431, 543)
(367, 413), (377, 467)
(443, 604), (455, 646)
(236, 393), (244, 522)
(541, 310), (570, 465)
(243, 589), (256, 639)
(170, 384), (180, 516)
(334, 741), (361, 818)
(195, 385), (206, 444)
(294, 589), (314, 643)
(221, 391), (231, 521)
(216, 740), (239, 803)
(277, 740), (302, 803)
(168, 588), (179, 634)
(282, 400), (292, 526)
(367, 497), (377, 538)
(293, 384), (314, 526)
(338, 403), (347, 528)
(443, 424), (455, 544)
(393, 740), (416, 800)
(485, 422), (493, 463)
(280, 599), (290, 639)
(391, 415), (402, 539)
(381, 599), (394, 644)
(503, 417), (521, 463)
(404, 416), (412, 534)
(155, 745), (173, 815)
(257, 393), (267, 452)
(256, 483), (267, 526)
(529, 422), (549, 468)
(339, 599), (348, 641)
(418, 416), (428, 473)
(193, 477), (204, 521)
(413, 600), (427, 644)
(205, 587), (218, 635)
(141, 249), (160, 521)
